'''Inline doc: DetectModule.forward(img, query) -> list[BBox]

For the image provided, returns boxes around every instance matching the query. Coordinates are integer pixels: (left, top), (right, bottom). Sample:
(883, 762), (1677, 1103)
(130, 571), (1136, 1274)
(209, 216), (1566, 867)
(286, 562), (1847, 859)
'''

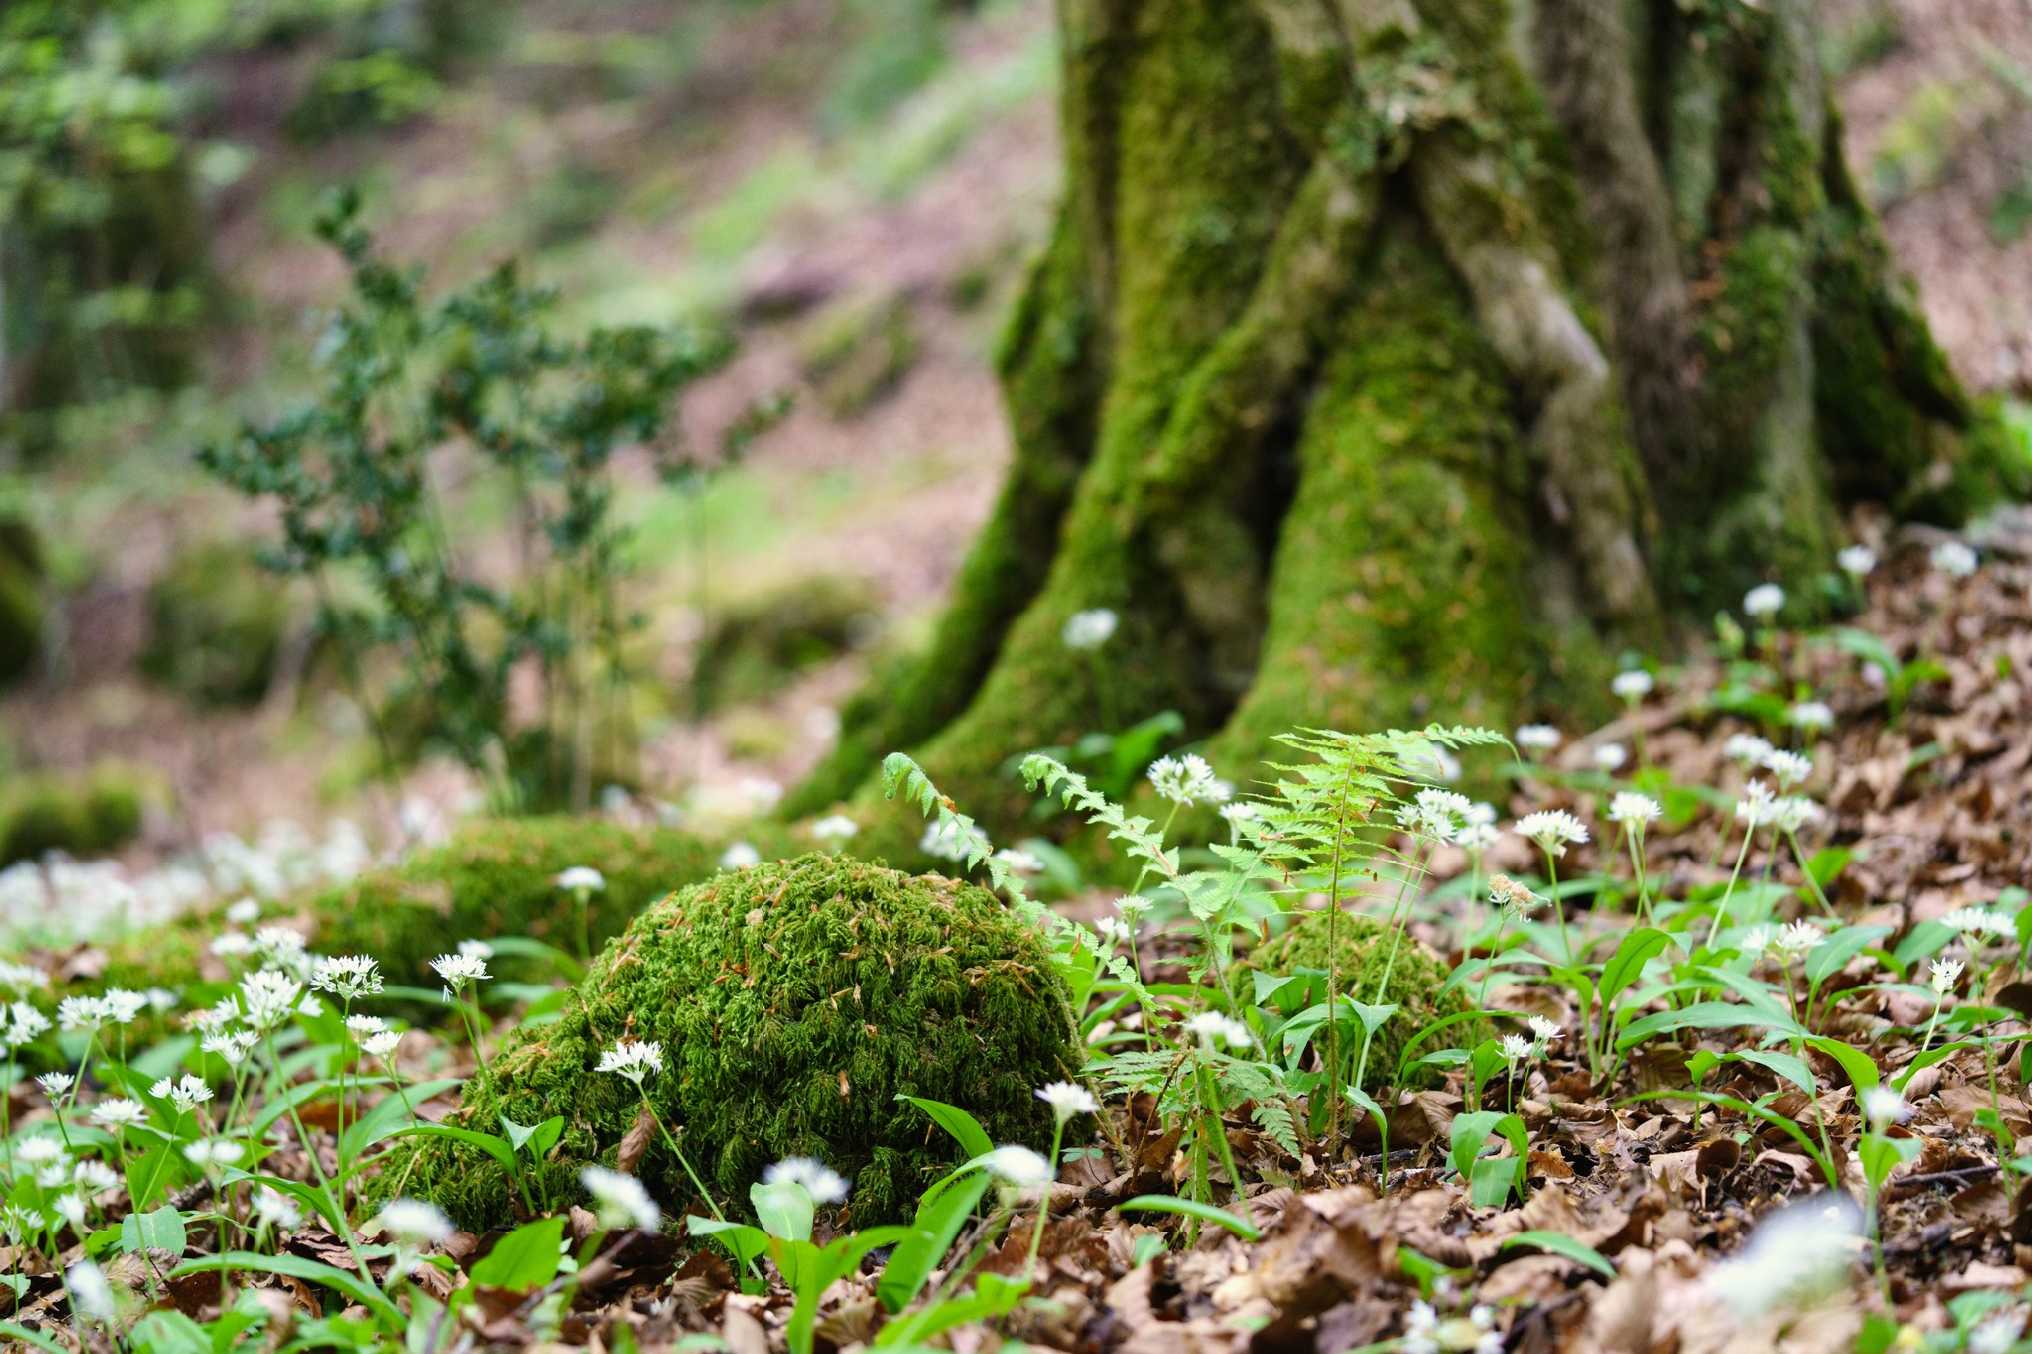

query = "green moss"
(0, 766), (149, 867)
(796, 294), (919, 418)
(140, 541), (291, 707)
(1236, 909), (1472, 1091)
(99, 816), (794, 998)
(692, 576), (880, 715)
(385, 854), (1077, 1229)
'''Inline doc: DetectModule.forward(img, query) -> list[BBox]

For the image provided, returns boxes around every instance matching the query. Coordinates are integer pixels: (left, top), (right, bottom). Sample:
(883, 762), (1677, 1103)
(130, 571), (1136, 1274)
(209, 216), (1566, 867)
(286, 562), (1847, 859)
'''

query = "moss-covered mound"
(1237, 910), (1472, 1091)
(0, 766), (149, 867)
(100, 816), (791, 998)
(140, 541), (290, 707)
(390, 853), (1077, 1230)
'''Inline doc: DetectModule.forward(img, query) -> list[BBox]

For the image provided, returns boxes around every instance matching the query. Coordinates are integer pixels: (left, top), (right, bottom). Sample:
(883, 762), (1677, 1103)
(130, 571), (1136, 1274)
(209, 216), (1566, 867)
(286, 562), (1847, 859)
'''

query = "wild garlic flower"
(1724, 734), (1775, 766)
(1035, 1081), (1098, 1125)
(597, 1039), (665, 1085)
(52, 1194), (89, 1230)
(1611, 669), (1654, 700)
(582, 1165), (661, 1231)
(1402, 742), (1461, 784)
(1762, 749), (1812, 788)
(89, 1099), (148, 1129)
(1941, 907), (2015, 941)
(1607, 792), (1662, 828)
(430, 951), (490, 992)
(1515, 724), (1562, 753)
(150, 1075), (213, 1114)
(311, 955), (383, 1001)
(1704, 1194), (1862, 1316)
(67, 1259), (117, 1324)
(720, 840), (763, 869)
(555, 866), (606, 893)
(377, 1199), (454, 1246)
(994, 848), (1043, 874)
(1768, 796), (1823, 834)
(73, 1160), (118, 1194)
(1837, 545), (1877, 578)
(100, 989), (147, 1025)
(1774, 921), (1823, 958)
(810, 815), (859, 845)
(1861, 1087), (1909, 1127)
(1061, 608), (1119, 650)
(16, 1136), (65, 1166)
(1499, 1034), (1534, 1061)
(1219, 801), (1259, 826)
(1401, 1298), (1500, 1354)
(183, 1139), (245, 1169)
(58, 995), (107, 1032)
(239, 970), (306, 1030)
(1399, 789), (1472, 840)
(1930, 540), (1978, 577)
(1093, 916), (1128, 946)
(225, 898), (262, 926)
(982, 1145), (1051, 1189)
(363, 1029), (404, 1059)
(1515, 810), (1589, 857)
(1147, 753), (1221, 806)
(1743, 583), (1785, 618)
(347, 1014), (387, 1037)
(1928, 957), (1963, 994)
(764, 1156), (850, 1205)
(1788, 701), (1835, 733)
(1182, 1010), (1251, 1052)
(1968, 1312), (2027, 1354)
(36, 1071), (74, 1099)
(1527, 1016), (1562, 1044)
(5, 1001), (49, 1045)
(1489, 875), (1541, 917)
(1736, 780), (1777, 827)
(1454, 822), (1500, 851)
(211, 933), (255, 960)
(201, 1031), (258, 1065)
(1593, 743), (1627, 772)
(254, 1187), (302, 1229)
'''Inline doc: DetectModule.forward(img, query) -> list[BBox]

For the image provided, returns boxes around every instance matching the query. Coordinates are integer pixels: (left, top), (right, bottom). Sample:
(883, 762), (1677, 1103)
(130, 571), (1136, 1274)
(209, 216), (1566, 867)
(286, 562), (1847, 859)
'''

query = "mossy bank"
(385, 853), (1078, 1229)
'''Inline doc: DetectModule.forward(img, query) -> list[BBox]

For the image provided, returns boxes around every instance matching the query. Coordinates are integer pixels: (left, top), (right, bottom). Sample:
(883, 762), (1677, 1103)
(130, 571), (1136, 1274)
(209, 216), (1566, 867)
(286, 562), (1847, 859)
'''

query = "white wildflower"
(1147, 753), (1221, 806)
(1527, 1016), (1562, 1044)
(1930, 540), (1978, 577)
(16, 1136), (64, 1166)
(1743, 583), (1785, 618)
(1704, 1194), (1862, 1316)
(36, 1071), (74, 1099)
(73, 1160), (118, 1194)
(363, 1029), (404, 1059)
(311, 955), (383, 1001)
(1774, 921), (1823, 958)
(764, 1156), (850, 1205)
(597, 1039), (665, 1085)
(1928, 957), (1963, 994)
(1489, 874), (1541, 917)
(1454, 822), (1500, 851)
(1183, 1010), (1251, 1052)
(1061, 608), (1118, 650)
(1941, 907), (2015, 941)
(53, 1194), (88, 1230)
(67, 1259), (117, 1324)
(555, 866), (606, 893)
(1593, 742), (1628, 772)
(810, 815), (858, 846)
(1500, 1034), (1534, 1060)
(1515, 810), (1589, 857)
(100, 989), (146, 1025)
(183, 1138), (245, 1169)
(1607, 792), (1662, 828)
(582, 1165), (661, 1231)
(1762, 749), (1812, 788)
(1724, 733), (1775, 765)
(994, 848), (1043, 874)
(430, 951), (490, 991)
(89, 1099), (148, 1129)
(1837, 545), (1876, 578)
(1035, 1081), (1098, 1125)
(1612, 669), (1654, 700)
(1862, 1087), (1909, 1127)
(58, 995), (107, 1032)
(981, 1145), (1051, 1189)
(150, 1074), (213, 1114)
(377, 1199), (453, 1246)
(239, 969), (305, 1030)
(719, 841), (762, 869)
(1515, 724), (1562, 753)
(254, 1187), (301, 1230)
(1788, 701), (1835, 732)
(225, 898), (262, 926)
(1736, 779), (1777, 827)
(1769, 796), (1823, 834)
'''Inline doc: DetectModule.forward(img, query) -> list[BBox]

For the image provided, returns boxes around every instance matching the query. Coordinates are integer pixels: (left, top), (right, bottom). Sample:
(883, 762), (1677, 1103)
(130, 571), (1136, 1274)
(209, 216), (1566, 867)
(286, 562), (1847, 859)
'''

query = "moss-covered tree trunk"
(788, 0), (1993, 835)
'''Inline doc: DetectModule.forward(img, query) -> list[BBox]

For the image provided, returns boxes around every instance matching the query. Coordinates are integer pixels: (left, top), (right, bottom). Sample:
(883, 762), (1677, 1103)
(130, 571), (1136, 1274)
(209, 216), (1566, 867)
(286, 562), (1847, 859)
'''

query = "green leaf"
(1116, 1194), (1260, 1241)
(384, 1122), (518, 1171)
(1616, 1000), (1801, 1051)
(1804, 1036), (1880, 1095)
(897, 1095), (994, 1159)
(127, 1310), (214, 1354)
(119, 1205), (188, 1258)
(751, 1180), (815, 1243)
(1500, 1231), (1614, 1277)
(1725, 1049), (1816, 1095)
(1600, 928), (1672, 1007)
(338, 1077), (462, 1163)
(878, 1173), (990, 1313)
(173, 1252), (403, 1329)
(469, 1217), (564, 1290)
(1805, 926), (1891, 987)
(0, 1321), (70, 1353)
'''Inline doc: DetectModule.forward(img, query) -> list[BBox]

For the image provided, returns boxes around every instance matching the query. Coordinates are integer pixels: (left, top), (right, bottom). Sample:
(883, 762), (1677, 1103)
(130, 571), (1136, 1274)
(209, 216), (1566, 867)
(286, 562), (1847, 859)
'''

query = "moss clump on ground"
(796, 293), (919, 417)
(0, 766), (149, 867)
(0, 509), (45, 688)
(99, 815), (794, 998)
(1237, 909), (1472, 1091)
(140, 541), (291, 707)
(691, 576), (880, 714)
(389, 853), (1077, 1230)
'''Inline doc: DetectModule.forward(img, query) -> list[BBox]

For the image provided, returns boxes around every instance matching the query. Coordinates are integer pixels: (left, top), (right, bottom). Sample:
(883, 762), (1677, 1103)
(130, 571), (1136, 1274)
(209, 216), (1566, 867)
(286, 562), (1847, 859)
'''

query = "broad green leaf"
(338, 1078), (462, 1162)
(1116, 1194), (1260, 1241)
(1617, 1001), (1801, 1051)
(752, 1180), (815, 1243)
(1725, 1049), (1816, 1095)
(120, 1205), (188, 1258)
(1500, 1230), (1615, 1277)
(1804, 1036), (1880, 1095)
(127, 1310), (212, 1354)
(0, 1321), (70, 1353)
(1806, 926), (1891, 987)
(897, 1096), (994, 1159)
(878, 1173), (990, 1312)
(469, 1217), (564, 1290)
(1601, 928), (1672, 1007)
(384, 1122), (517, 1171)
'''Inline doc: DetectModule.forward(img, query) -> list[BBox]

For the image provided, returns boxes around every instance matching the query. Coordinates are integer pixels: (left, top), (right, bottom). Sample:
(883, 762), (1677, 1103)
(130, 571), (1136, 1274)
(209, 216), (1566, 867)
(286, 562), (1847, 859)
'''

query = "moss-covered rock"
(389, 853), (1078, 1230)
(691, 576), (880, 715)
(102, 815), (792, 998)
(0, 766), (149, 867)
(1236, 910), (1472, 1091)
(140, 542), (291, 707)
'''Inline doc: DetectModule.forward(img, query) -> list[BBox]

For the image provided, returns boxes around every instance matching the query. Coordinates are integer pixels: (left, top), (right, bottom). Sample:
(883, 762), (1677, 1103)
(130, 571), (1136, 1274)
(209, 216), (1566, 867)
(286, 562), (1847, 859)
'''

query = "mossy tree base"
(386, 854), (1079, 1230)
(786, 0), (2000, 852)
